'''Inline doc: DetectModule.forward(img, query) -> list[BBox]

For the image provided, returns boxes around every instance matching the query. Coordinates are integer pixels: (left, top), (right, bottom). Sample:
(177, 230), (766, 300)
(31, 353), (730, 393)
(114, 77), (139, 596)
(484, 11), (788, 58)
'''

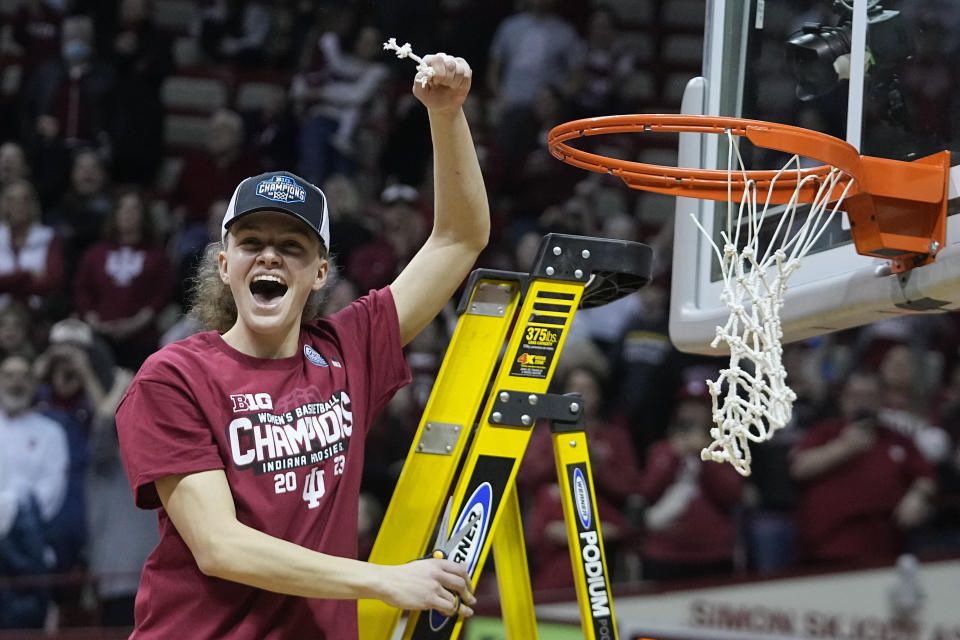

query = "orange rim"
(547, 114), (863, 203)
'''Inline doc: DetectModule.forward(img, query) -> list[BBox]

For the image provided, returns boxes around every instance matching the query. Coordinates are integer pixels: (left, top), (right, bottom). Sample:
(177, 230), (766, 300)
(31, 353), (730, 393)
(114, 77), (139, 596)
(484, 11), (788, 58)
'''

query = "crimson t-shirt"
(792, 418), (933, 565)
(116, 287), (411, 639)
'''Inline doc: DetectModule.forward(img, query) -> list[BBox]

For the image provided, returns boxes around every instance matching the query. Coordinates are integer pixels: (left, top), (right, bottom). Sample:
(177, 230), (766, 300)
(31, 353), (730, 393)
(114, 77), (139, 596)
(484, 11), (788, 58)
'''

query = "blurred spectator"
(346, 183), (428, 291)
(33, 318), (119, 568)
(20, 14), (115, 150)
(744, 340), (833, 575)
(486, 0), (583, 111)
(932, 359), (960, 553)
(509, 82), (579, 214)
(74, 187), (173, 369)
(321, 173), (373, 263)
(523, 361), (643, 589)
(876, 342), (952, 466)
(0, 14), (22, 142)
(46, 148), (112, 271)
(161, 196), (227, 347)
(320, 273), (360, 318)
(33, 318), (111, 623)
(432, 0), (512, 85)
(246, 89), (299, 173)
(170, 108), (263, 262)
(570, 6), (637, 117)
(356, 491), (382, 562)
(0, 302), (35, 360)
(363, 315), (445, 508)
(0, 352), (69, 630)
(378, 91), (432, 190)
(0, 178), (65, 311)
(198, 0), (271, 67)
(10, 0), (65, 75)
(610, 280), (691, 457)
(159, 311), (202, 349)
(636, 380), (744, 581)
(0, 463), (49, 630)
(292, 23), (389, 185)
(85, 364), (154, 627)
(486, 0), (583, 181)
(174, 196), (227, 309)
(791, 371), (937, 568)
(109, 0), (174, 186)
(0, 141), (29, 189)
(261, 0), (303, 69)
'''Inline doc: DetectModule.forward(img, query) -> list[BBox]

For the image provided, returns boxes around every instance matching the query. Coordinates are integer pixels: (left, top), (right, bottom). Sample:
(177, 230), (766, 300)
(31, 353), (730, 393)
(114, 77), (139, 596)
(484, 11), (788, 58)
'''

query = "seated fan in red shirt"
(790, 371), (936, 568)
(73, 187), (173, 369)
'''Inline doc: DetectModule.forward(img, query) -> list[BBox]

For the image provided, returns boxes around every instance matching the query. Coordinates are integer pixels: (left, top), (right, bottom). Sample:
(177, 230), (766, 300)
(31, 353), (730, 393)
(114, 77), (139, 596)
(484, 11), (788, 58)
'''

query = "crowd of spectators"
(0, 0), (958, 632)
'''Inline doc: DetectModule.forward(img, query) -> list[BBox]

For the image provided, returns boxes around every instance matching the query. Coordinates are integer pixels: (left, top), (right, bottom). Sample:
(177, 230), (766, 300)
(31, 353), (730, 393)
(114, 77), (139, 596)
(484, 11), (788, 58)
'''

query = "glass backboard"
(669, 0), (960, 353)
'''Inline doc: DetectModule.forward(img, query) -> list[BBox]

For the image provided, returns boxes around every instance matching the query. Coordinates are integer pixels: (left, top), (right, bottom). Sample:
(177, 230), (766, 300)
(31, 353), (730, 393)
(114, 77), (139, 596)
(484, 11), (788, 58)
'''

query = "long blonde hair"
(188, 242), (328, 332)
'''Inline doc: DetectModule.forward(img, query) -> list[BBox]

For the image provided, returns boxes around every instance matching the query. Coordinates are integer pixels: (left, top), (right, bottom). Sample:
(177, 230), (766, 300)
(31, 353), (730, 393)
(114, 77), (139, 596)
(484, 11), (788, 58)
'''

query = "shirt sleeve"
(322, 287), (412, 425)
(116, 375), (225, 510)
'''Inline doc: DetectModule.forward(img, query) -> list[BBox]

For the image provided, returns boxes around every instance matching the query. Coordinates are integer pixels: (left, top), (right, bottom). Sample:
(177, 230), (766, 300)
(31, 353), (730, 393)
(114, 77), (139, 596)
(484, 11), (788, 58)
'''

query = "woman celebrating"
(116, 52), (486, 638)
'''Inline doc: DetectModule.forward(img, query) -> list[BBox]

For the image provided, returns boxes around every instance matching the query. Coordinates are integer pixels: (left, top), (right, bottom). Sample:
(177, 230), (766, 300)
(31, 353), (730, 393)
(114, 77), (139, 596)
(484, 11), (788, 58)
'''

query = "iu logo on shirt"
(302, 467), (325, 508)
(105, 247), (145, 287)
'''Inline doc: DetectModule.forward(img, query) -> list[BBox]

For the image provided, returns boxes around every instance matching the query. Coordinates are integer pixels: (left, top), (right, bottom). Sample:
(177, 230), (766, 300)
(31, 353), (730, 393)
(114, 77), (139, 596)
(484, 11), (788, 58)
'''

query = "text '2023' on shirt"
(116, 287), (411, 639)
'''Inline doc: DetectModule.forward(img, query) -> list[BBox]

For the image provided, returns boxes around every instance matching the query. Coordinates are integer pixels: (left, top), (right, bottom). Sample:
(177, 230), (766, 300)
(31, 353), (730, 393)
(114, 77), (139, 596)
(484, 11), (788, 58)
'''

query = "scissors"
(428, 497), (475, 618)
(429, 497), (472, 561)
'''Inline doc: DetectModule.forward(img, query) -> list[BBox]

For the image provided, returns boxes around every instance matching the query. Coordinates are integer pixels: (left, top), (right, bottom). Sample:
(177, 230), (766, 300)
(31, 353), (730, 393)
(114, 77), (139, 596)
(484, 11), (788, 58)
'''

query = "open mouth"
(249, 275), (288, 306)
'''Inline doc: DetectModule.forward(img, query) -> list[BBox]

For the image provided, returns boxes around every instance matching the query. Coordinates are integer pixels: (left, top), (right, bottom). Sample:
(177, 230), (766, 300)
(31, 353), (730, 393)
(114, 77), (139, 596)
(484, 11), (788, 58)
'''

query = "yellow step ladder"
(359, 233), (652, 640)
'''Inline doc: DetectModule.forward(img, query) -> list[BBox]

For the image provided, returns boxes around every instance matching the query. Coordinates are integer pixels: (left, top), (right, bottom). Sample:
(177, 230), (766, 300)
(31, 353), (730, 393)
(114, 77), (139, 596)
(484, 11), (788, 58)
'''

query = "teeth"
(252, 274), (286, 285)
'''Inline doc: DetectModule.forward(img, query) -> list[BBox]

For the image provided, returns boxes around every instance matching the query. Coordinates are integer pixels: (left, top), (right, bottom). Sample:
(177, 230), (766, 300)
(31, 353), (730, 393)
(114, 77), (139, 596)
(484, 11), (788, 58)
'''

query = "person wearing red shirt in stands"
(74, 187), (172, 369)
(522, 361), (643, 590)
(636, 378), (744, 581)
(170, 108), (264, 264)
(791, 370), (936, 568)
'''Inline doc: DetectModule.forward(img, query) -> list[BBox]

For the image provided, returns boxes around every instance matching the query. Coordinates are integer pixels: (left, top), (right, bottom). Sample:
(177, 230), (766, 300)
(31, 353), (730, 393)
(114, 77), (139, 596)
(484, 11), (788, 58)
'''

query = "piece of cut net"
(691, 132), (854, 476)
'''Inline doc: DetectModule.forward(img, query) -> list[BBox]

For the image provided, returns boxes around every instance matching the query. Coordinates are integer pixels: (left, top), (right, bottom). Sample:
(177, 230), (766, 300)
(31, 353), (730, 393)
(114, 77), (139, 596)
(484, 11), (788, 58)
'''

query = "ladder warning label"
(510, 325), (562, 379)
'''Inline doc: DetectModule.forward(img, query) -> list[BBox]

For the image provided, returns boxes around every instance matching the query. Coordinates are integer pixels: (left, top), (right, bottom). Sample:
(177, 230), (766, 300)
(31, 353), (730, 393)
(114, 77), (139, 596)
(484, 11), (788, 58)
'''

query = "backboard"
(669, 0), (960, 353)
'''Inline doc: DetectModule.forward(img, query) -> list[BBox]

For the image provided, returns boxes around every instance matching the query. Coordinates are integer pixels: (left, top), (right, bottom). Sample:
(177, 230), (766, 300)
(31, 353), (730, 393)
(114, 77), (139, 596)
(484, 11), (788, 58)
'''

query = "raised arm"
(390, 53), (490, 345)
(155, 469), (475, 616)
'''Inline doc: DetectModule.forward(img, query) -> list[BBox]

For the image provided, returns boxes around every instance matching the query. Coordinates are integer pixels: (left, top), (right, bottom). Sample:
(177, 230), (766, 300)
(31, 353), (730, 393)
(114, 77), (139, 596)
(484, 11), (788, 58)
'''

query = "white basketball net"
(692, 131), (854, 476)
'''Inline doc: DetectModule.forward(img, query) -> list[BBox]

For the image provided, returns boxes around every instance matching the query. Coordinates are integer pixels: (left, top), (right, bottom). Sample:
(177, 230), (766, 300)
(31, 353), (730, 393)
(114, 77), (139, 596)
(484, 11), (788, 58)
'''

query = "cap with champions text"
(221, 171), (330, 249)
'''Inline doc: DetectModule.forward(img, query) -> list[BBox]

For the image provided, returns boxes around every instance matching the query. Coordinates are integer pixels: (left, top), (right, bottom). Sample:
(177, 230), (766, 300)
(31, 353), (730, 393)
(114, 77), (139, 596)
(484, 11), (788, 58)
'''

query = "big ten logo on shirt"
(105, 247), (145, 287)
(230, 393), (273, 412)
(225, 388), (352, 509)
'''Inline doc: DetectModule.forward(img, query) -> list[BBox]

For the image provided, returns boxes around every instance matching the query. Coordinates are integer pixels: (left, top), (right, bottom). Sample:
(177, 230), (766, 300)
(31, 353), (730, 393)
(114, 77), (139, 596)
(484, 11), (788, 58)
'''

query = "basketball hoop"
(548, 114), (949, 475)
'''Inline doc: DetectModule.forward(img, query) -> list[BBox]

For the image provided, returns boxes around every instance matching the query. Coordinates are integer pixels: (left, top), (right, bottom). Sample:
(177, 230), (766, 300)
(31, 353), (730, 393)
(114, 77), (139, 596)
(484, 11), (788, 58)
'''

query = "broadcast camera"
(785, 0), (911, 111)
